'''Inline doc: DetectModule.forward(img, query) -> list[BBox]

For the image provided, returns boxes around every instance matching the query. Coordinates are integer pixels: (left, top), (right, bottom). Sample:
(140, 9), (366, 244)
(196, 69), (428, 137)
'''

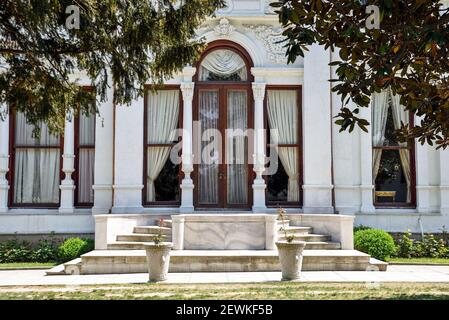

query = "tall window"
(265, 88), (302, 206)
(11, 113), (62, 206)
(75, 111), (95, 206)
(144, 88), (181, 205)
(372, 90), (415, 207)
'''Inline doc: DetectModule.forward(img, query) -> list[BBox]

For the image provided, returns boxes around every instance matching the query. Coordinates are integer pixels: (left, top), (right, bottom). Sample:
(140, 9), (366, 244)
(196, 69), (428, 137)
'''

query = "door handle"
(218, 172), (225, 180)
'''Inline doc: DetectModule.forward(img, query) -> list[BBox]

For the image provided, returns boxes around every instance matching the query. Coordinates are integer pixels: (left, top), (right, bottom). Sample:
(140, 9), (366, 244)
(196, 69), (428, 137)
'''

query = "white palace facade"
(0, 0), (448, 241)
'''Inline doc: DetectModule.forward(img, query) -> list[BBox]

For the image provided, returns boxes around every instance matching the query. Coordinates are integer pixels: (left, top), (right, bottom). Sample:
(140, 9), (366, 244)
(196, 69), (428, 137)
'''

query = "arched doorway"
(193, 41), (254, 209)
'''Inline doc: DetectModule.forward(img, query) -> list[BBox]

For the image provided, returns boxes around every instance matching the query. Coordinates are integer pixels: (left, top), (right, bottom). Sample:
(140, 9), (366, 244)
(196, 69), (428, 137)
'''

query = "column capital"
(181, 82), (195, 101)
(252, 83), (266, 101)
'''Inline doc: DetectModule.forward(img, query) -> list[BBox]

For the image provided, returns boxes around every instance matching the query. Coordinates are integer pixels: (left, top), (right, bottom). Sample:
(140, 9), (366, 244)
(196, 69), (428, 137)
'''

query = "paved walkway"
(0, 265), (449, 286)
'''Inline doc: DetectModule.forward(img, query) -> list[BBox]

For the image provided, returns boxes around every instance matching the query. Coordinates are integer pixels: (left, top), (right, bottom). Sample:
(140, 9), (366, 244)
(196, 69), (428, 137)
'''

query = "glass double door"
(194, 85), (253, 209)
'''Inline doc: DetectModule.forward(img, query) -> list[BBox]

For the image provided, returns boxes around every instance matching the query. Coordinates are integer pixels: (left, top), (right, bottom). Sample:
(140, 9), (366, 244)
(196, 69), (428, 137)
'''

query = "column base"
(252, 180), (266, 213)
(180, 179), (194, 213)
(59, 183), (75, 214)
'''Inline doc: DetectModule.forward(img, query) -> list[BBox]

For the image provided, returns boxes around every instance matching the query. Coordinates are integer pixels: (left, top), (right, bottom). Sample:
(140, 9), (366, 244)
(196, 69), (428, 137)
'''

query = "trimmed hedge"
(57, 238), (94, 262)
(354, 229), (396, 261)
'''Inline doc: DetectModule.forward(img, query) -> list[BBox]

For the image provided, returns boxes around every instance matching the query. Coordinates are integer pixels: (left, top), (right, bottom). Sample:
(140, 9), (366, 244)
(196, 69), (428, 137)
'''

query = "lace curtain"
(267, 90), (300, 202)
(13, 112), (60, 204)
(78, 113), (95, 203)
(199, 49), (247, 81)
(372, 91), (389, 180)
(226, 90), (248, 204)
(198, 90), (219, 204)
(146, 90), (180, 201)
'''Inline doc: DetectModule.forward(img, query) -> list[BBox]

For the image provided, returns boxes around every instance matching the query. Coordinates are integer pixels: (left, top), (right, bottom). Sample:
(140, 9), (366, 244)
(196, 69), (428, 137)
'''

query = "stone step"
(73, 249), (373, 274)
(302, 242), (341, 250)
(117, 234), (172, 242)
(277, 226), (313, 235)
(107, 241), (341, 251)
(277, 234), (331, 242)
(133, 226), (172, 235)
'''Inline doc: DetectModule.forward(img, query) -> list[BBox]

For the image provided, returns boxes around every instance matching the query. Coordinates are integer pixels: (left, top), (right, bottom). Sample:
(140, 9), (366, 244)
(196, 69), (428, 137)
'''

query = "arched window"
(199, 49), (248, 81)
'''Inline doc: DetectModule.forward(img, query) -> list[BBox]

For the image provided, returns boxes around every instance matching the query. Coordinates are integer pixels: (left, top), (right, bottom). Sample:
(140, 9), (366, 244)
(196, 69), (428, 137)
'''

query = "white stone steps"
(277, 226), (313, 234)
(162, 220), (172, 228)
(45, 264), (66, 276)
(303, 242), (341, 250)
(73, 249), (373, 274)
(116, 233), (172, 242)
(278, 234), (331, 242)
(133, 226), (172, 235)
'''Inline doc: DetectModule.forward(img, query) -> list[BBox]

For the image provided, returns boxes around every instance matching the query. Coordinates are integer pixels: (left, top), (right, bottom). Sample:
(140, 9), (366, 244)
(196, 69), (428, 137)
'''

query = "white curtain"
(199, 90), (219, 204)
(390, 93), (412, 202)
(371, 91), (390, 181)
(199, 49), (247, 81)
(78, 113), (96, 203)
(14, 112), (60, 204)
(226, 90), (248, 204)
(146, 90), (180, 201)
(267, 90), (300, 202)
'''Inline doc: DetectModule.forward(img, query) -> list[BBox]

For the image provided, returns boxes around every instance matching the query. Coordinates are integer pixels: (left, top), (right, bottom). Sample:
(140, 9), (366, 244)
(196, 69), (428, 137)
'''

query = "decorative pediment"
(213, 18), (236, 37)
(244, 24), (287, 64)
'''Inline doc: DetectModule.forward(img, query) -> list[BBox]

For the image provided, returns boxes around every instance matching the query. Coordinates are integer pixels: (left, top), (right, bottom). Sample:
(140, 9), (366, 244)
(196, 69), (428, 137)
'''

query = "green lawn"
(0, 282), (449, 300)
(0, 262), (58, 270)
(387, 257), (449, 265)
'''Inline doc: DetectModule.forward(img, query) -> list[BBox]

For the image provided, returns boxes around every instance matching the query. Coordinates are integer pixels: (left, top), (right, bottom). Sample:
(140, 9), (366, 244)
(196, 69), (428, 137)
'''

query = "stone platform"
(53, 249), (386, 275)
(49, 213), (387, 276)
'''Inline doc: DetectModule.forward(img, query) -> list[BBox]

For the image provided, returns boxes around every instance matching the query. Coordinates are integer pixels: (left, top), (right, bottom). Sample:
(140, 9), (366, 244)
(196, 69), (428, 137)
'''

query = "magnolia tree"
(0, 0), (225, 134)
(273, 0), (449, 149)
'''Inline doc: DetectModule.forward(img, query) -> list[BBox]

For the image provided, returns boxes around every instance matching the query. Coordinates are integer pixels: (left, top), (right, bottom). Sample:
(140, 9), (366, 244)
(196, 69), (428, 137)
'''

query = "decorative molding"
(214, 18), (235, 37)
(252, 83), (266, 101)
(244, 24), (287, 64)
(180, 82), (195, 101)
(264, 0), (277, 15)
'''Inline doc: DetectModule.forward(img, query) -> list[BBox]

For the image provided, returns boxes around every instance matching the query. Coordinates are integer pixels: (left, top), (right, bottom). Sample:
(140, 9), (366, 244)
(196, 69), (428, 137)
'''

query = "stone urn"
(276, 241), (307, 281)
(143, 242), (173, 282)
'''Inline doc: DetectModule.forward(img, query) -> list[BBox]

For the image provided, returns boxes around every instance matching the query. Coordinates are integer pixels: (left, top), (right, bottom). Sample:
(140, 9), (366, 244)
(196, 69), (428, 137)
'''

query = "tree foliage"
(273, 0), (449, 148)
(0, 0), (225, 134)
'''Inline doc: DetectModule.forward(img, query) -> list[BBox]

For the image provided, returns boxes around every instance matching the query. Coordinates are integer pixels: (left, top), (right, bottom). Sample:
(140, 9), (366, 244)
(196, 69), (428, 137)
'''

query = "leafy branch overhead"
(272, 0), (449, 148)
(0, 0), (225, 134)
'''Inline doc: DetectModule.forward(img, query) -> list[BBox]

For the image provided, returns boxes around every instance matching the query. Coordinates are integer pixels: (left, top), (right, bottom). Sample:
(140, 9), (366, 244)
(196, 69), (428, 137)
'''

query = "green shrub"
(58, 238), (94, 262)
(0, 240), (32, 263)
(354, 225), (372, 233)
(354, 229), (396, 261)
(31, 239), (58, 262)
(413, 234), (449, 258)
(396, 230), (414, 258)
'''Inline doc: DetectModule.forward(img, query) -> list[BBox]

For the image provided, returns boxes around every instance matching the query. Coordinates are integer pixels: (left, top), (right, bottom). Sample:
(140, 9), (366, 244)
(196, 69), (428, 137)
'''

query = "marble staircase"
(48, 214), (388, 275)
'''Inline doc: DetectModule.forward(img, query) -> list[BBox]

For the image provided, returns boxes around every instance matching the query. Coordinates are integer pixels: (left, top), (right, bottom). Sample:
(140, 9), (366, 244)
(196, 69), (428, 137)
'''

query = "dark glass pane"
(375, 149), (408, 203)
(267, 156), (288, 202)
(154, 160), (180, 202)
(205, 72), (243, 81)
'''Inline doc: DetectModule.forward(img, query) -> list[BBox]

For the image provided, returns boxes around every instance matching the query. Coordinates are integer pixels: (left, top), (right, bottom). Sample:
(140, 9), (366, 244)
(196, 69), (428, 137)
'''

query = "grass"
(0, 262), (58, 270)
(0, 282), (449, 300)
(387, 257), (449, 265)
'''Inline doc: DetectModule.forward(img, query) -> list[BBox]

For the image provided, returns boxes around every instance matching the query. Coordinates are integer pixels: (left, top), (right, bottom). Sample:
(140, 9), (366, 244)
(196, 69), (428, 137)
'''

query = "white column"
(302, 44), (334, 213)
(440, 148), (449, 215)
(0, 105), (9, 213)
(252, 83), (267, 213)
(180, 82), (195, 213)
(59, 112), (75, 213)
(92, 85), (114, 214)
(112, 96), (144, 214)
(359, 105), (376, 213)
